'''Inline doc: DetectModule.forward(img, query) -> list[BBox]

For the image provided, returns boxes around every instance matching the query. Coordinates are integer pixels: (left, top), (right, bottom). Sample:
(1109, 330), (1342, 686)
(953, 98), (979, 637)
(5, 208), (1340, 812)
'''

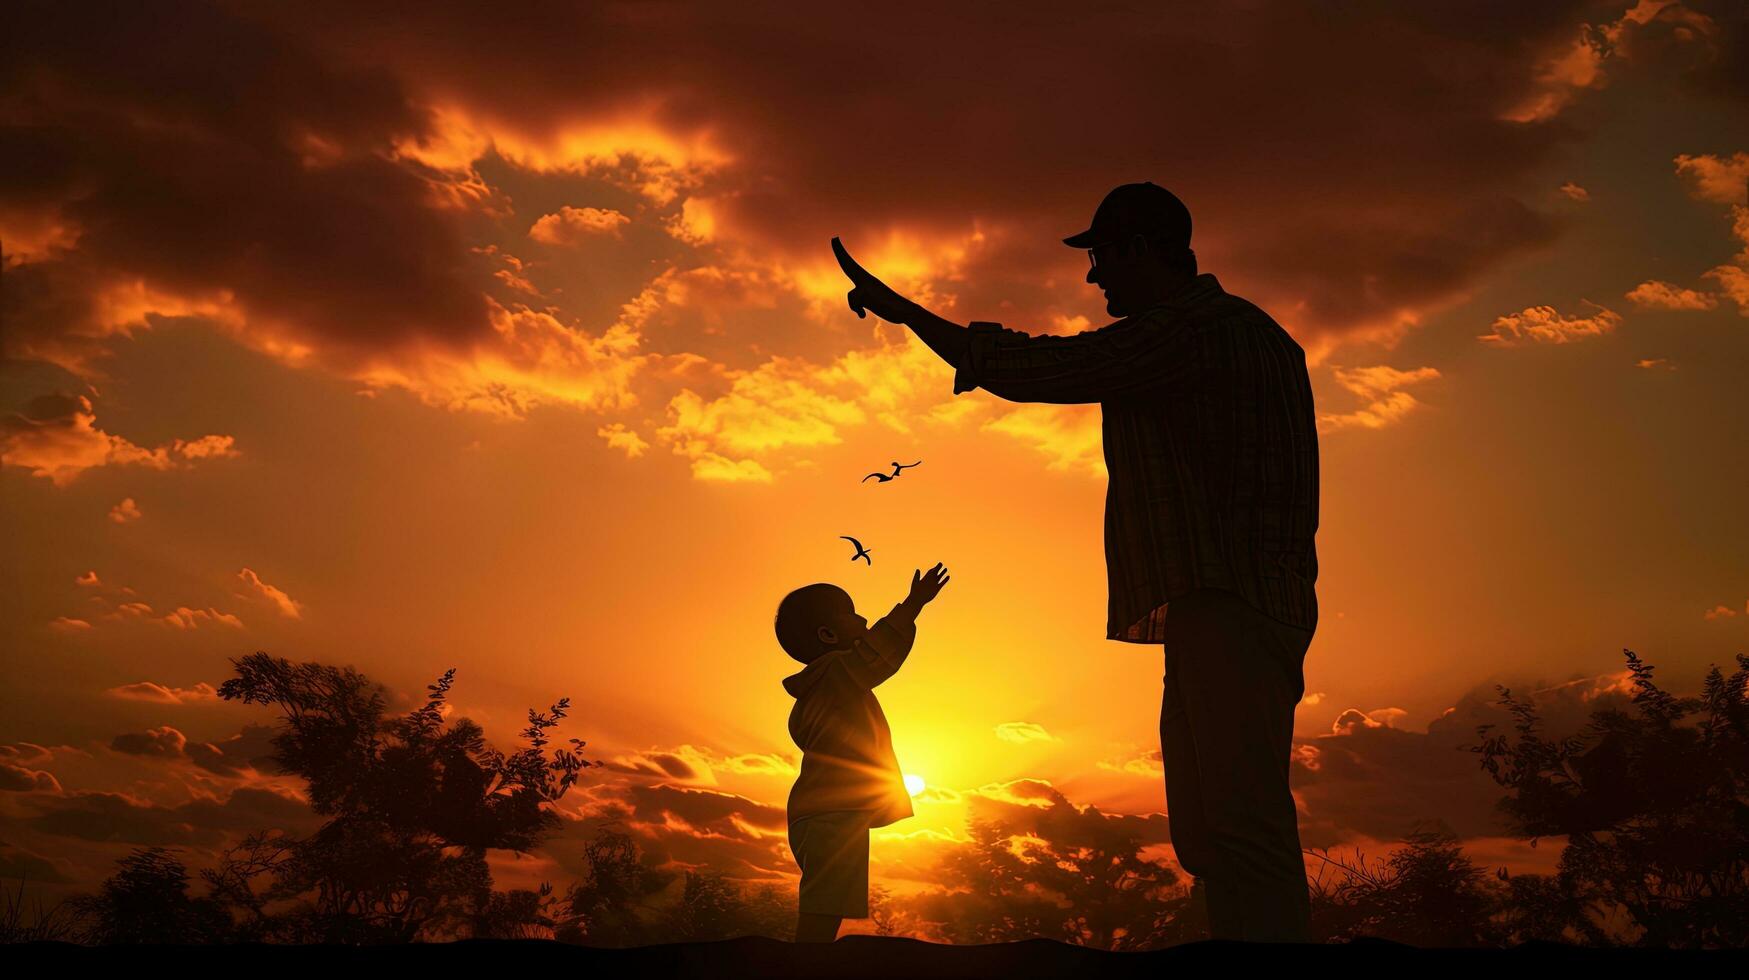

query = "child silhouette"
(775, 562), (949, 942)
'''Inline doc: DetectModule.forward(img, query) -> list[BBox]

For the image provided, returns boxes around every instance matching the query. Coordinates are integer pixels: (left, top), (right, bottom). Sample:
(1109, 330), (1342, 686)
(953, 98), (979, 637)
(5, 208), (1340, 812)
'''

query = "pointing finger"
(831, 236), (870, 283)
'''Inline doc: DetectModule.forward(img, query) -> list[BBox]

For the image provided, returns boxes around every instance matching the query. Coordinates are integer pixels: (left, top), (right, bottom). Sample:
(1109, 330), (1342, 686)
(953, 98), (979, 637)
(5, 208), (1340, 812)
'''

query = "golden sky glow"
(2, 0), (1746, 906)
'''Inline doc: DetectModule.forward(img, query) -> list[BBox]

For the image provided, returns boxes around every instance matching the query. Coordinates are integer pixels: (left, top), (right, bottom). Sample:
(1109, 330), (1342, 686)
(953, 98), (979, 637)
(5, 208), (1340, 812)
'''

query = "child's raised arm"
(841, 564), (949, 689)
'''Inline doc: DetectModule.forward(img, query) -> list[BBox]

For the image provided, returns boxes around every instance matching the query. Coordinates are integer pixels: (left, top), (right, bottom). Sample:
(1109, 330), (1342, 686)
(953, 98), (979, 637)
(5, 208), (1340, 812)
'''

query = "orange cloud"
(1097, 748), (1164, 778)
(1478, 303), (1621, 346)
(106, 681), (220, 705)
(1502, 1), (1712, 123)
(160, 607), (245, 631)
(1626, 280), (1718, 310)
(75, 571), (100, 587)
(1329, 707), (1409, 734)
(981, 405), (1105, 477)
(528, 205), (631, 245)
(237, 568), (304, 619)
(1674, 151), (1749, 204)
(1636, 358), (1677, 370)
(1, 393), (237, 486)
(1318, 365), (1441, 433)
(1559, 181), (1590, 202)
(0, 762), (62, 794)
(597, 423), (651, 459)
(993, 722), (1058, 745)
(48, 617), (92, 633)
(1704, 604), (1738, 620)
(108, 498), (142, 524)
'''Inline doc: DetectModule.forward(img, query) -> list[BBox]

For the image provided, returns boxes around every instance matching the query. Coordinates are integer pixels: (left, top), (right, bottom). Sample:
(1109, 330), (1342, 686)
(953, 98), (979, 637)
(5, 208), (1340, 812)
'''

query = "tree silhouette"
(1473, 650), (1749, 947)
(205, 652), (594, 942)
(1306, 826), (1500, 946)
(69, 848), (229, 944)
(558, 828), (674, 946)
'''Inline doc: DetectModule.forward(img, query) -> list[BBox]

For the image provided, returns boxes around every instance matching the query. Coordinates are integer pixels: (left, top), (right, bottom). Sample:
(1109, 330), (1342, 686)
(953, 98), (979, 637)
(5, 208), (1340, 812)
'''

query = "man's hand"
(907, 562), (950, 607)
(833, 237), (920, 324)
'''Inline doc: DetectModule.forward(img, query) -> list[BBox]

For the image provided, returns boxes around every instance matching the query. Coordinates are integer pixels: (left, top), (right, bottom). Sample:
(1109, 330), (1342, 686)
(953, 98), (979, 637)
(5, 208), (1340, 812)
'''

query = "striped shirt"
(952, 273), (1319, 640)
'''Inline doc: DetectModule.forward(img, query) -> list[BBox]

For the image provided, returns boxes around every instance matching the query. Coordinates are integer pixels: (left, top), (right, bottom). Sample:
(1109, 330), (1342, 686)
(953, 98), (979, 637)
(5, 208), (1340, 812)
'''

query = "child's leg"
(794, 912), (842, 943)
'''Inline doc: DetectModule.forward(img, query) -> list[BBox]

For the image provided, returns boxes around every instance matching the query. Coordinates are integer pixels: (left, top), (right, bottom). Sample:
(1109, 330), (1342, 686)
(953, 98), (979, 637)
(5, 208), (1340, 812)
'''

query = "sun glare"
(903, 773), (926, 796)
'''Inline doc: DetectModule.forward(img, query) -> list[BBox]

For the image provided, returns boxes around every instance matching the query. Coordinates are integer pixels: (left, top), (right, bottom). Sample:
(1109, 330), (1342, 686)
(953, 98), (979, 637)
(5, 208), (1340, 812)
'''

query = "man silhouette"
(833, 182), (1319, 942)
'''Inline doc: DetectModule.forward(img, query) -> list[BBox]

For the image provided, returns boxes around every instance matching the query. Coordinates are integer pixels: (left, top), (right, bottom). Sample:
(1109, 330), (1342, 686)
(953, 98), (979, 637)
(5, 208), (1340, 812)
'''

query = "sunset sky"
(3, 1), (1747, 905)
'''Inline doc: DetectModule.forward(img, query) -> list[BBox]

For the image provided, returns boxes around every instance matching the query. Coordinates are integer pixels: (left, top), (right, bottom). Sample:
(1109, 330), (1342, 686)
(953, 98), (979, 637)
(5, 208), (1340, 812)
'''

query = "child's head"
(774, 583), (869, 663)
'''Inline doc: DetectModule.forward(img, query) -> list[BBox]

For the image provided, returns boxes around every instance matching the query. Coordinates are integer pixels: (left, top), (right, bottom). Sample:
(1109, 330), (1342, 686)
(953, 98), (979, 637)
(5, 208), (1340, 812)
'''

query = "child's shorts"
(789, 811), (871, 918)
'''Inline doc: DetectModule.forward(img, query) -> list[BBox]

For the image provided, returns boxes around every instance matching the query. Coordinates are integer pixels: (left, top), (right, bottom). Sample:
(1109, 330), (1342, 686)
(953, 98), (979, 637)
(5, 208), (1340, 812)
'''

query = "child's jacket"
(782, 604), (915, 828)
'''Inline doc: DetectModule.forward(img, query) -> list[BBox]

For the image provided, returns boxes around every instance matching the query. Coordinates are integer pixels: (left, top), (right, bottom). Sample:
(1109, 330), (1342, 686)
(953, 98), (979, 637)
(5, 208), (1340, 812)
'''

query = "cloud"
(7, 0), (1693, 435)
(597, 422), (650, 458)
(105, 681), (220, 705)
(1704, 604), (1738, 619)
(1329, 707), (1410, 734)
(0, 843), (74, 884)
(1478, 302), (1622, 345)
(563, 781), (792, 879)
(603, 746), (713, 783)
(160, 607), (245, 630)
(1290, 671), (1637, 847)
(1098, 747), (1164, 779)
(981, 405), (1105, 477)
(1636, 357), (1677, 370)
(48, 616), (92, 632)
(1674, 151), (1749, 204)
(528, 206), (631, 244)
(1318, 365), (1441, 433)
(107, 724), (277, 776)
(993, 722), (1058, 745)
(598, 744), (798, 785)
(1502, 1), (1720, 124)
(0, 762), (62, 794)
(1559, 181), (1590, 202)
(25, 786), (316, 846)
(1626, 279), (1719, 310)
(237, 567), (303, 619)
(0, 394), (238, 486)
(107, 497), (141, 523)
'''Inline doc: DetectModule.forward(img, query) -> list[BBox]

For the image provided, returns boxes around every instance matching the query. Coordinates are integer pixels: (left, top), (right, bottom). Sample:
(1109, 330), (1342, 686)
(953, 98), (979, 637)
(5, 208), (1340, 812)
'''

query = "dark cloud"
(25, 786), (314, 846)
(602, 751), (705, 781)
(107, 724), (280, 776)
(0, 843), (74, 884)
(243, 0), (1603, 342)
(1290, 671), (1637, 847)
(560, 781), (792, 879)
(4, 0), (1711, 398)
(0, 762), (62, 793)
(1, 0), (487, 374)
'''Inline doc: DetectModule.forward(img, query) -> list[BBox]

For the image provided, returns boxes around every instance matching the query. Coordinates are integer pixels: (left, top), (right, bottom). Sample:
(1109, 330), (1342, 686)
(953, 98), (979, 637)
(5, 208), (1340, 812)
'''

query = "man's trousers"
(1159, 587), (1313, 942)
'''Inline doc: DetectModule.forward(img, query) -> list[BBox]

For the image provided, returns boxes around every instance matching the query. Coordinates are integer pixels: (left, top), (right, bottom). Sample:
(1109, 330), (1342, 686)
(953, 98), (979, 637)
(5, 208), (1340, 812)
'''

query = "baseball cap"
(1063, 182), (1192, 250)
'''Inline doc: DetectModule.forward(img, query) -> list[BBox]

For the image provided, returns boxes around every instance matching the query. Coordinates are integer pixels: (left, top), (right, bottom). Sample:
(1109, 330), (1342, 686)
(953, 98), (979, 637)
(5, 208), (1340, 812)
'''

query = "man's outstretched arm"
(832, 237), (1194, 404)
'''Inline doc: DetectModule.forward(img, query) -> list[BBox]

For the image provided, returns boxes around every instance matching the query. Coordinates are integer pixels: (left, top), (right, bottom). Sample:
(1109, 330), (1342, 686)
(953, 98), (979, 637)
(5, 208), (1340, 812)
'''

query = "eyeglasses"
(1086, 236), (1141, 270)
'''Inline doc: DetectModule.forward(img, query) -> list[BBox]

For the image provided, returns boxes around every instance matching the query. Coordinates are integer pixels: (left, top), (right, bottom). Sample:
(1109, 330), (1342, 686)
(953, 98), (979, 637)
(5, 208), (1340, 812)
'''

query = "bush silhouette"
(184, 652), (594, 942)
(69, 848), (230, 944)
(1474, 650), (1749, 947)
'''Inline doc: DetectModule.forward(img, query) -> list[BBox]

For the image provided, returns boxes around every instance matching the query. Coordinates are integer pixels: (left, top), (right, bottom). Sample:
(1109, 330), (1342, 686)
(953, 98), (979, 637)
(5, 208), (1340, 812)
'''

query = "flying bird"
(863, 460), (922, 483)
(840, 536), (872, 564)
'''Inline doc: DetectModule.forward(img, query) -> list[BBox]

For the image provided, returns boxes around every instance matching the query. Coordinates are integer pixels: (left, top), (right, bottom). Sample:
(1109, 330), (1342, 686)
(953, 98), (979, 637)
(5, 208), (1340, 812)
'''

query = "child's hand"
(908, 563), (950, 605)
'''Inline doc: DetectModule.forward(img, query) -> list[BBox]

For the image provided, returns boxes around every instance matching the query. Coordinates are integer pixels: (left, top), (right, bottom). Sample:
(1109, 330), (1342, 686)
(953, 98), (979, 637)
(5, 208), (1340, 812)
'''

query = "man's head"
(1064, 182), (1198, 318)
(775, 583), (868, 663)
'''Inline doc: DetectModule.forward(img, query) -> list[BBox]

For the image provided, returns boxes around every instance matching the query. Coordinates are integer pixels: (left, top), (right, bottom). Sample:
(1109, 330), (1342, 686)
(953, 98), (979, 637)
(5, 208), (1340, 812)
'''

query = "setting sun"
(903, 773), (926, 797)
